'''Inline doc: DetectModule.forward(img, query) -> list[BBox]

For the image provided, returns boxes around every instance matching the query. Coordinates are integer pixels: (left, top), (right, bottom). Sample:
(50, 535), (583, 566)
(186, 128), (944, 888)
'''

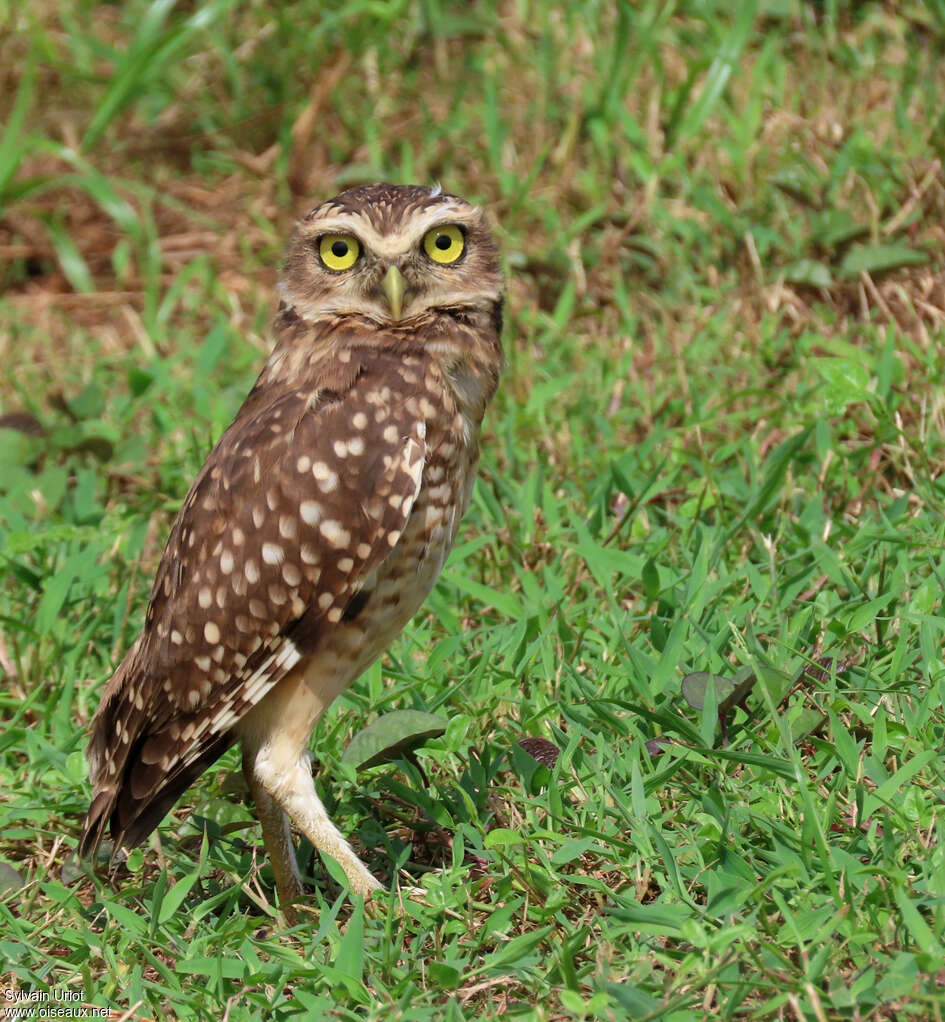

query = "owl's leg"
(244, 735), (384, 902)
(241, 750), (306, 920)
(238, 660), (384, 909)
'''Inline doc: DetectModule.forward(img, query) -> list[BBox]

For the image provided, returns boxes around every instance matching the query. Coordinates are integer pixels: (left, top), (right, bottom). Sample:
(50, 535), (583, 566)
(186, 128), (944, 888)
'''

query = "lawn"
(1, 1), (945, 1019)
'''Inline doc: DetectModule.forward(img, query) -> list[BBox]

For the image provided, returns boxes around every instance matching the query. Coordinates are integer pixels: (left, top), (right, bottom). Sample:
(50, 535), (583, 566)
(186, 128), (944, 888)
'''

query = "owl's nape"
(81, 184), (503, 920)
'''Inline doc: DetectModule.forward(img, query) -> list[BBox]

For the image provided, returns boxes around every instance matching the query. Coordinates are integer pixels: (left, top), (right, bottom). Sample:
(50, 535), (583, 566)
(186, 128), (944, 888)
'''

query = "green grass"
(2, 0), (945, 1018)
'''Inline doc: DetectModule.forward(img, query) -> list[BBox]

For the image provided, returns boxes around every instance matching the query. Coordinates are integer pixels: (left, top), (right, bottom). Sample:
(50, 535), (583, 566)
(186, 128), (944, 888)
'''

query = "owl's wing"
(81, 352), (427, 854)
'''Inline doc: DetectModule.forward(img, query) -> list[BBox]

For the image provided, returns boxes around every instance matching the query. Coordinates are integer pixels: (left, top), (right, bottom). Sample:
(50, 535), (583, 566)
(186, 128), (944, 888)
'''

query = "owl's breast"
(353, 426), (475, 636)
(299, 409), (477, 702)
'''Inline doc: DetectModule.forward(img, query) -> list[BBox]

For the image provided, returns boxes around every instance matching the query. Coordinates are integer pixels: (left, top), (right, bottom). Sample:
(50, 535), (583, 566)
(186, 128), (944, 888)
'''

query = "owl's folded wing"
(81, 354), (427, 854)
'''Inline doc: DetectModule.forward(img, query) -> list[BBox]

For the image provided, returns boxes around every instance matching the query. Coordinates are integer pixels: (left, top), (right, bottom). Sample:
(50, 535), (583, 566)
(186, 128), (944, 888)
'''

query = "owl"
(80, 183), (503, 919)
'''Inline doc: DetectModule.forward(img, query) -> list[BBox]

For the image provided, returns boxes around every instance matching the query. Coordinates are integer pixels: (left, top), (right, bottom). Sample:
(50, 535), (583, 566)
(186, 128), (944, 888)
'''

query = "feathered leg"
(238, 664), (383, 913)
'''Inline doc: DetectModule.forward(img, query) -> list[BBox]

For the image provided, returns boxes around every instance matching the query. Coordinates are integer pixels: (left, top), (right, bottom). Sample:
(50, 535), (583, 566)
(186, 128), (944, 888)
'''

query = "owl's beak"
(381, 265), (406, 321)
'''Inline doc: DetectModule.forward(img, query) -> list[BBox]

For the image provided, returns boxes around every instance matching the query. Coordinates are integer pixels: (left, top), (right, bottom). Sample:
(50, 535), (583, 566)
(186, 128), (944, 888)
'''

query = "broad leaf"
(341, 710), (448, 770)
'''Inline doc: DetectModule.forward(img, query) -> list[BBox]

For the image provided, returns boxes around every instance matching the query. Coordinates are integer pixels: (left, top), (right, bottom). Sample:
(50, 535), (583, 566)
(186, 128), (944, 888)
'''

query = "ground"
(1, 1), (945, 1020)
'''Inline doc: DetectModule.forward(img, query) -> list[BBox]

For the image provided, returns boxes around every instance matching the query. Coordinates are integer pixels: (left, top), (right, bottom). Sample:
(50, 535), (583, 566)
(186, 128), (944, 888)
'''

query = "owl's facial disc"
(282, 186), (500, 327)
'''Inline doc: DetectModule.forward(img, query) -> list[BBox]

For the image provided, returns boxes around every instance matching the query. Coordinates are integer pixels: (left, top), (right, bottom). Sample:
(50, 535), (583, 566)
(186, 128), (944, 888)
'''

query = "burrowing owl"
(80, 184), (503, 917)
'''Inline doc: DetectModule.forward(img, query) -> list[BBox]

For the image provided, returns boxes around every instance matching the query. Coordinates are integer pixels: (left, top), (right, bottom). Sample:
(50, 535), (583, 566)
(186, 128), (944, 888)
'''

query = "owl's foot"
(273, 869), (381, 925)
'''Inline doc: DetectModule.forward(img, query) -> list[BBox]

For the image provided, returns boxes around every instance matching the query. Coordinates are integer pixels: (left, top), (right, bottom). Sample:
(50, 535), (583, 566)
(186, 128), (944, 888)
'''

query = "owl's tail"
(80, 642), (233, 859)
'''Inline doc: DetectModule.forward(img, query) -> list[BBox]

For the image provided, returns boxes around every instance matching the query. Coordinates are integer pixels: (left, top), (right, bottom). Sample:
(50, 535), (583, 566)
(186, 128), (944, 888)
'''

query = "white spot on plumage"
(300, 501), (321, 525)
(320, 519), (350, 548)
(233, 638), (302, 716)
(204, 621), (221, 644)
(209, 704), (239, 733)
(262, 542), (284, 565)
(312, 461), (339, 492)
(424, 504), (446, 527)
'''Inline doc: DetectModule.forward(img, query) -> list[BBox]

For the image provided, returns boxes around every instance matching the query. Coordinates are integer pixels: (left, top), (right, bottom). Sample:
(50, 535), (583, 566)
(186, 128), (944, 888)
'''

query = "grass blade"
(668, 0), (758, 147)
(40, 217), (95, 293)
(0, 46), (37, 210)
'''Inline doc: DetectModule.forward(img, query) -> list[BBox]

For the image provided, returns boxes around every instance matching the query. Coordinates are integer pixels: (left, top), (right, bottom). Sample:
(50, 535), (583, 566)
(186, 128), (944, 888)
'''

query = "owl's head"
(280, 184), (502, 327)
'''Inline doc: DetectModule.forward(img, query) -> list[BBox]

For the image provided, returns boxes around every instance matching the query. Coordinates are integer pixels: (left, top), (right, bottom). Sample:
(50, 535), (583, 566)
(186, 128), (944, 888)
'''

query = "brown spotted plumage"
(81, 184), (503, 915)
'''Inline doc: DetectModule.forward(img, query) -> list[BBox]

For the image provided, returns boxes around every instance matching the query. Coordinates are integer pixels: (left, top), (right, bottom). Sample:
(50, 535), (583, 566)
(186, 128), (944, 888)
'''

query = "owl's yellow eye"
(319, 234), (360, 271)
(423, 225), (464, 265)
